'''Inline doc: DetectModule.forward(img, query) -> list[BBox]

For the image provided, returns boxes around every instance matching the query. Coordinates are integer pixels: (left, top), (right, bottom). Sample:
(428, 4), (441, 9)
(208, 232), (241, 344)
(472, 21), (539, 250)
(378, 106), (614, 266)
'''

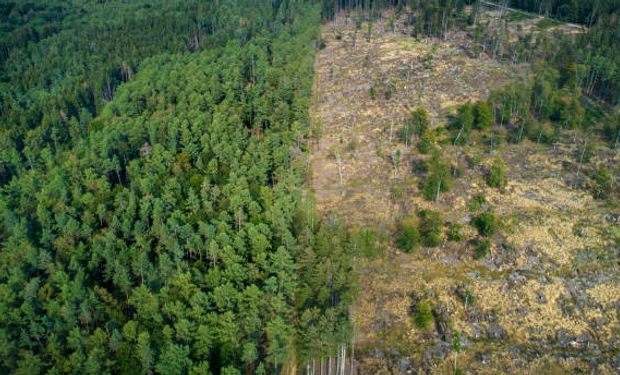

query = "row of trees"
(499, 0), (615, 25)
(482, 0), (620, 104)
(319, 0), (618, 104)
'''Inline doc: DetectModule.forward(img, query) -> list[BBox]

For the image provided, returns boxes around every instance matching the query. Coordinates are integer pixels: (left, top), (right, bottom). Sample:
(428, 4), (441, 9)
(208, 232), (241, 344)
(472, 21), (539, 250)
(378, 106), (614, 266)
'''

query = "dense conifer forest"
(0, 0), (618, 374)
(1, 1), (358, 373)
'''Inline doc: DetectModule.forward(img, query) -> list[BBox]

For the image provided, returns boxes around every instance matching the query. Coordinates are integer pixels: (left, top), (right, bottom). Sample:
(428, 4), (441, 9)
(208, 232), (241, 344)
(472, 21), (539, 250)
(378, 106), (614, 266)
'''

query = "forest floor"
(309, 10), (620, 375)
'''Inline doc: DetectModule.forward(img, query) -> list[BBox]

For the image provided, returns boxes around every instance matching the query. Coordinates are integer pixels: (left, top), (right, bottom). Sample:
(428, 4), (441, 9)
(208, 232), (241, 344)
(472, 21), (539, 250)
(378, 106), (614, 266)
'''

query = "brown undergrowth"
(309, 9), (619, 375)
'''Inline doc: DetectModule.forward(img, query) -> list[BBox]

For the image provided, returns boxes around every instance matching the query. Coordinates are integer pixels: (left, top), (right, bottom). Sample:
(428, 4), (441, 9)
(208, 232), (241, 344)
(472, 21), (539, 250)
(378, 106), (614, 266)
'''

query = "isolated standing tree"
(486, 157), (507, 190)
(593, 168), (613, 200)
(454, 102), (474, 145)
(414, 300), (434, 330)
(399, 107), (430, 146)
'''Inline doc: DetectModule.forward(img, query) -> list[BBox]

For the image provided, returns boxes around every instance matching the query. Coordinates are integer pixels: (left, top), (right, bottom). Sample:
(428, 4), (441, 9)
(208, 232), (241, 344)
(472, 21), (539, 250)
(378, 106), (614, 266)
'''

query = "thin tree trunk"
(337, 153), (344, 187)
(575, 137), (588, 188)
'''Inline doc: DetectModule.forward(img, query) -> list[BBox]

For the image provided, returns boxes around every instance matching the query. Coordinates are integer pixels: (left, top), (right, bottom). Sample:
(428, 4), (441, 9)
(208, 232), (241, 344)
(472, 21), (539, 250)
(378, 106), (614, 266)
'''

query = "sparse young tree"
(396, 221), (421, 253)
(414, 300), (434, 330)
(592, 168), (613, 200)
(453, 101), (474, 145)
(472, 212), (498, 238)
(474, 101), (493, 130)
(487, 157), (507, 190)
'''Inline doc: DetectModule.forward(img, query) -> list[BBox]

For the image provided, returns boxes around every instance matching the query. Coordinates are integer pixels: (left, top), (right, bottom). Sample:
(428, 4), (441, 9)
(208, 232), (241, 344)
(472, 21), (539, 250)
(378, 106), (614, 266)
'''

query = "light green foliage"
(417, 130), (435, 154)
(468, 194), (486, 212)
(413, 300), (434, 329)
(473, 101), (493, 130)
(422, 153), (451, 201)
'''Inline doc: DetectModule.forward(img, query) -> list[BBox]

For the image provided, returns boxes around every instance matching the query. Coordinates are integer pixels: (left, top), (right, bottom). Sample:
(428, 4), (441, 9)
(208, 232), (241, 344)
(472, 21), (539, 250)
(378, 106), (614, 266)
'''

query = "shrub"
(486, 157), (507, 189)
(414, 300), (434, 329)
(592, 168), (613, 200)
(417, 130), (434, 154)
(419, 209), (443, 247)
(410, 108), (430, 136)
(473, 101), (493, 130)
(474, 239), (491, 259)
(447, 222), (464, 242)
(346, 138), (358, 152)
(456, 102), (473, 132)
(456, 284), (475, 306)
(396, 223), (421, 253)
(472, 212), (498, 237)
(467, 194), (486, 212)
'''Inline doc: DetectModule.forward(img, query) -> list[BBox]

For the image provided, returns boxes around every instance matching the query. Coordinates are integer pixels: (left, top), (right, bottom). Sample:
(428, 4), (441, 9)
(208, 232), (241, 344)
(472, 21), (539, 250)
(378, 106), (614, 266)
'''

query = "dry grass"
(310, 10), (619, 374)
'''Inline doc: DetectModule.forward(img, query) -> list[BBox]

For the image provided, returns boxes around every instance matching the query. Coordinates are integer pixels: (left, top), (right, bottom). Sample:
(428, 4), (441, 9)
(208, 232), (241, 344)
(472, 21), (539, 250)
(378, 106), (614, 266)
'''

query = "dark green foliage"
(296, 215), (358, 363)
(0, 0), (280, 186)
(413, 300), (434, 330)
(419, 209), (444, 247)
(474, 239), (492, 259)
(0, 2), (357, 373)
(396, 222), (421, 253)
(473, 101), (493, 130)
(472, 212), (498, 238)
(487, 157), (507, 190)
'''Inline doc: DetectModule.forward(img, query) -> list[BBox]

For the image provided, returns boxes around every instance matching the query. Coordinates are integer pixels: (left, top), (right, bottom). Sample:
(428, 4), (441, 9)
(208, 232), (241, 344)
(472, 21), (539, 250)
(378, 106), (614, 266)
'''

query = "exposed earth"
(309, 9), (620, 375)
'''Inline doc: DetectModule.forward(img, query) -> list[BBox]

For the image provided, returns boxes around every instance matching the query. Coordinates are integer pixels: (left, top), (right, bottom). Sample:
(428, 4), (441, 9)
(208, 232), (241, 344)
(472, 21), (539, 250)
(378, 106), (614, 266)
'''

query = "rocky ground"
(309, 9), (620, 375)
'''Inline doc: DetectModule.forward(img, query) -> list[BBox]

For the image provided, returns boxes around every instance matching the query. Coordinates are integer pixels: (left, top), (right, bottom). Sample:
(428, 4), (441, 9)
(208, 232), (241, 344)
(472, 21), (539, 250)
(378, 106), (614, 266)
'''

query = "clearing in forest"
(309, 12), (515, 229)
(309, 10), (620, 375)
